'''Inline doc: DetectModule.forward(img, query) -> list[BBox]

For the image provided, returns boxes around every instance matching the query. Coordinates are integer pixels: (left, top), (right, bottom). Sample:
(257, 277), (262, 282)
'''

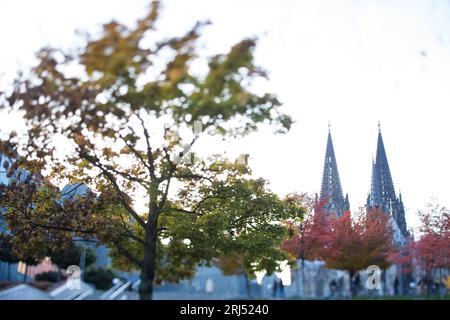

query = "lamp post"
(79, 245), (86, 281)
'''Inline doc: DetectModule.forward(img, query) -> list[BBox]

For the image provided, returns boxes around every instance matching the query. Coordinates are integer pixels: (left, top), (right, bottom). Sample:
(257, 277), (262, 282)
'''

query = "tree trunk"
(138, 208), (158, 300)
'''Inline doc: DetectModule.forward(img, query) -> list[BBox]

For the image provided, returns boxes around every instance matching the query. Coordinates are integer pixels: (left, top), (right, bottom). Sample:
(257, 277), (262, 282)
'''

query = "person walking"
(329, 279), (337, 299)
(278, 279), (285, 298)
(272, 278), (278, 298)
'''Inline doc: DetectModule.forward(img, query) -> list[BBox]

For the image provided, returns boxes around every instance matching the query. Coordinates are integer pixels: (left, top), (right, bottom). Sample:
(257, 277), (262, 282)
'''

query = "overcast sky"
(1, 0), (450, 233)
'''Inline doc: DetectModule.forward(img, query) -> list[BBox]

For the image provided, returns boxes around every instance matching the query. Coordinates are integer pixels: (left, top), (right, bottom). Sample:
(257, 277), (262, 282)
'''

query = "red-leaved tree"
(316, 207), (393, 298)
(415, 201), (450, 296)
(388, 239), (415, 282)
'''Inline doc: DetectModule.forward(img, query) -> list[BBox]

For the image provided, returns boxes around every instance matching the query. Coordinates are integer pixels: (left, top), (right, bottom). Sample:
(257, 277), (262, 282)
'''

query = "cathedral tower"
(367, 124), (408, 238)
(318, 126), (350, 217)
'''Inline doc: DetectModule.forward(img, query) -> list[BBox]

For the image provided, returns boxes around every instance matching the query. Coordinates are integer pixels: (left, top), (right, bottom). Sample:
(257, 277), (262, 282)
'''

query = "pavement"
(0, 281), (248, 300)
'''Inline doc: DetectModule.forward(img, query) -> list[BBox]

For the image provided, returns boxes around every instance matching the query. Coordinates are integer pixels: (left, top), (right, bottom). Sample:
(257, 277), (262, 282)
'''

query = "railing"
(106, 281), (131, 300)
(99, 279), (140, 300)
(131, 279), (141, 291)
(99, 280), (124, 300)
(49, 281), (94, 300)
(64, 287), (94, 300)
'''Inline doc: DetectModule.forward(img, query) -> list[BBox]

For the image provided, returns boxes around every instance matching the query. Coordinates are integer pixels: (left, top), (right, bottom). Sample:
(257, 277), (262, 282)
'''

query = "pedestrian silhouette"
(394, 276), (399, 295)
(354, 273), (361, 296)
(329, 279), (337, 299)
(272, 279), (278, 298)
(278, 279), (285, 298)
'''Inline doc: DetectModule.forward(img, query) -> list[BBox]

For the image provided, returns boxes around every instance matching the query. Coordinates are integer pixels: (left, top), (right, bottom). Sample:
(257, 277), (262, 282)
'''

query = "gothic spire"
(320, 128), (348, 217)
(370, 128), (396, 206)
(368, 126), (408, 236)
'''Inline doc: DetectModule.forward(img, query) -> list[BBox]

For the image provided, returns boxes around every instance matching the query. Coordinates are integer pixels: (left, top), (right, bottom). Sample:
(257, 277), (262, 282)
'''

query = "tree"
(0, 173), (106, 268)
(202, 178), (293, 298)
(389, 201), (449, 298)
(316, 207), (393, 298)
(415, 201), (450, 297)
(0, 234), (40, 282)
(388, 240), (415, 274)
(0, 1), (292, 299)
(388, 239), (415, 295)
(280, 193), (317, 297)
(0, 234), (19, 281)
(216, 253), (254, 297)
(49, 242), (97, 277)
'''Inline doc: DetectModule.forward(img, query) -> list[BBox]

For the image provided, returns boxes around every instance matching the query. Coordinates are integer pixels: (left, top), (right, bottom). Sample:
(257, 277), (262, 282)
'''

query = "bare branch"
(160, 207), (202, 216)
(78, 149), (147, 228)
(119, 129), (152, 174)
(103, 162), (151, 189)
(173, 173), (213, 182)
(60, 183), (85, 196)
(117, 212), (145, 245)
(136, 113), (157, 181)
(121, 232), (145, 245)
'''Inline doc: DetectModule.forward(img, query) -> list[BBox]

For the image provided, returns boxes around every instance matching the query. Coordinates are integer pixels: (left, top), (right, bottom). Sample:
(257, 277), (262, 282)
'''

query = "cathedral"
(318, 126), (350, 217)
(317, 124), (409, 244)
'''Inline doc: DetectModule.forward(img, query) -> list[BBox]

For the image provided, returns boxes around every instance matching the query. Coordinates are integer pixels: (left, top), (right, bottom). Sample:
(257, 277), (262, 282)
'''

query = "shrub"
(84, 267), (116, 290)
(34, 271), (63, 282)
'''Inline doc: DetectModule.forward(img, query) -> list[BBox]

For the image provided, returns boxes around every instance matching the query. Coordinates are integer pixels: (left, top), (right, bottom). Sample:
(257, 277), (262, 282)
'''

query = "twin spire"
(319, 124), (349, 217)
(318, 123), (408, 237)
(369, 127), (396, 207)
(368, 126), (408, 237)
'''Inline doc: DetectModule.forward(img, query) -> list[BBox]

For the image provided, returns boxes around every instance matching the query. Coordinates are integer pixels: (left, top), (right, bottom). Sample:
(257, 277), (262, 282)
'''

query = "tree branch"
(136, 113), (157, 181)
(3, 205), (97, 235)
(119, 129), (152, 174)
(173, 173), (213, 182)
(78, 149), (147, 228)
(160, 207), (202, 216)
(112, 240), (143, 267)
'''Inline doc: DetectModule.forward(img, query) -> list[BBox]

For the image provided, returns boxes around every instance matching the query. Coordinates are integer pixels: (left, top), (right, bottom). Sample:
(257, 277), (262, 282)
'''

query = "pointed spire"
(371, 126), (396, 205)
(368, 124), (408, 237)
(320, 126), (346, 217)
(344, 193), (350, 212)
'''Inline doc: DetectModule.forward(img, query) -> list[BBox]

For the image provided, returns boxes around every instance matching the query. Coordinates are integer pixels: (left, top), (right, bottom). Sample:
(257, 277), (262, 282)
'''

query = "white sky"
(1, 0), (450, 233)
